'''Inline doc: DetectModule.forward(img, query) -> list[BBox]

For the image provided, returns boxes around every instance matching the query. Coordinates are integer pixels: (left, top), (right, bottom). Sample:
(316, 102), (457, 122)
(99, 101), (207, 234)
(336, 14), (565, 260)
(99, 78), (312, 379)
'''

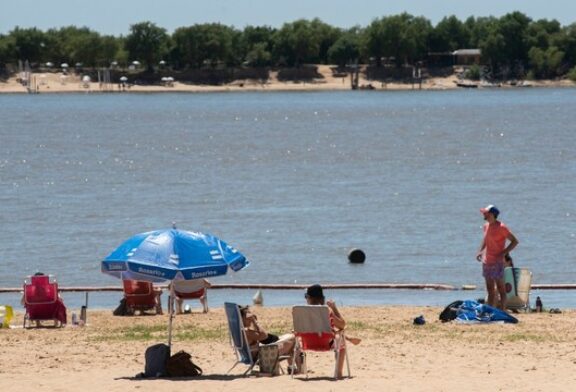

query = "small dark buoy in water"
(348, 248), (366, 264)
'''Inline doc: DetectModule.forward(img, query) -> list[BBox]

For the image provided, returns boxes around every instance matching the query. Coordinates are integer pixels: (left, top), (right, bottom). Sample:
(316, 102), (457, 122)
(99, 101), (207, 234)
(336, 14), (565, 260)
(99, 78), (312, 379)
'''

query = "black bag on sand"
(113, 298), (133, 316)
(439, 300), (464, 323)
(166, 350), (203, 377)
(143, 343), (171, 377)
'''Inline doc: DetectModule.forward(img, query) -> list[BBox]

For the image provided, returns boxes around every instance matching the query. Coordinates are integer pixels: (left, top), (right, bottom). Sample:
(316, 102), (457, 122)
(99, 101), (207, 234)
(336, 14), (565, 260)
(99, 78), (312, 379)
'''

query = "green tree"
(172, 23), (236, 68)
(125, 21), (169, 70)
(556, 23), (576, 67)
(466, 16), (498, 48)
(100, 35), (121, 66)
(526, 19), (561, 50)
(430, 15), (470, 52)
(239, 25), (275, 66)
(328, 27), (361, 66)
(45, 26), (106, 66)
(273, 19), (324, 66)
(0, 34), (16, 65)
(7, 27), (47, 64)
(310, 19), (342, 64)
(528, 46), (564, 78)
(482, 12), (532, 74)
(363, 13), (431, 67)
(567, 65), (576, 81)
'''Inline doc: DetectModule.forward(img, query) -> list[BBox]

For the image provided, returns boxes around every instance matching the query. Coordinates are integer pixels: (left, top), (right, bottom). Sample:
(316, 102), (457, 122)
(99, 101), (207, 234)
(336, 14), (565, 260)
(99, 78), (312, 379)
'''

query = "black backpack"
(143, 343), (171, 377)
(166, 350), (203, 377)
(439, 300), (464, 323)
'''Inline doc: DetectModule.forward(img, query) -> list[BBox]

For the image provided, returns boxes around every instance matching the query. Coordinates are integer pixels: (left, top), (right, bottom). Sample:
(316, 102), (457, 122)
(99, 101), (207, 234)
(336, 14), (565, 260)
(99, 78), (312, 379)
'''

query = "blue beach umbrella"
(101, 228), (249, 346)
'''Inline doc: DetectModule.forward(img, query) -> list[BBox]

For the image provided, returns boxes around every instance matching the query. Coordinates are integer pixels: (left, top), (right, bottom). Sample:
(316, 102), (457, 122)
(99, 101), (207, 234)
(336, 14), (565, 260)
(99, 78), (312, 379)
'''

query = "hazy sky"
(1, 0), (575, 35)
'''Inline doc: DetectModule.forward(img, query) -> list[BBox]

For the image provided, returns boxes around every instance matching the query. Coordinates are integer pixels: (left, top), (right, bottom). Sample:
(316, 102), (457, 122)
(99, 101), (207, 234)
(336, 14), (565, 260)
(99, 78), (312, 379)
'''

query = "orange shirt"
(483, 221), (510, 264)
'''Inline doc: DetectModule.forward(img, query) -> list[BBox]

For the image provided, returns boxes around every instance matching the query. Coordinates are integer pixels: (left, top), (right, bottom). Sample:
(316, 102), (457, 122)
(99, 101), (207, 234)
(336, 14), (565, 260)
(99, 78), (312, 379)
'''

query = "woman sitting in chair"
(304, 284), (360, 378)
(239, 305), (301, 372)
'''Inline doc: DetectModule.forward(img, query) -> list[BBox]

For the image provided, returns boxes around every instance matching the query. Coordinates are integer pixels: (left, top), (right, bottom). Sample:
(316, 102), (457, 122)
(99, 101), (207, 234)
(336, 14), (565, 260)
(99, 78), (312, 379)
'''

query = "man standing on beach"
(476, 205), (519, 310)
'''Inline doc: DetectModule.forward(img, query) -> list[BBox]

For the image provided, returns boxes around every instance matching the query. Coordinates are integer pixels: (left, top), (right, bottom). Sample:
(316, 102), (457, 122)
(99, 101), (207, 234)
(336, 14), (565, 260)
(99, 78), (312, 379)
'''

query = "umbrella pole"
(168, 283), (175, 349)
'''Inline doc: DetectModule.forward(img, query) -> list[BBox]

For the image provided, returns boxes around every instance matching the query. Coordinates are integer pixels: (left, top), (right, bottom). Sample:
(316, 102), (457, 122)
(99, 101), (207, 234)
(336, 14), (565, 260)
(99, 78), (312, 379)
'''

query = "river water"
(1, 89), (575, 309)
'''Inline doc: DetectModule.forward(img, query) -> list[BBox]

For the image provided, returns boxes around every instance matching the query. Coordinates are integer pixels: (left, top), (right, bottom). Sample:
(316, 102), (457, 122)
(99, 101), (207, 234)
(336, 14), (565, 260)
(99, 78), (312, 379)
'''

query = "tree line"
(1, 11), (576, 80)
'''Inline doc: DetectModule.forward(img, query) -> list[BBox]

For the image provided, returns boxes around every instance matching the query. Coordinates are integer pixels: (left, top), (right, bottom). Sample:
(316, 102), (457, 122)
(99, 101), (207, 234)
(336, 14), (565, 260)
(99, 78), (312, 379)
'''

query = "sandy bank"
(1, 305), (574, 392)
(1, 65), (573, 94)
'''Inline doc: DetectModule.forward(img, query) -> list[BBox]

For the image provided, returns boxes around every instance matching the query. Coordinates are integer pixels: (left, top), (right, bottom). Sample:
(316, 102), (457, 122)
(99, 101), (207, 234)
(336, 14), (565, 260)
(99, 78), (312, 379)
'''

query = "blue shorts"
(483, 262), (504, 280)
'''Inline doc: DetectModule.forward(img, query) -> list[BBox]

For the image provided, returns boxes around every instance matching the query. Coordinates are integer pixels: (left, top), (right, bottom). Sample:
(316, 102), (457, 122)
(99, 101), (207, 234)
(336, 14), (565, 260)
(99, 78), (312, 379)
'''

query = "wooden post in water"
(350, 59), (359, 90)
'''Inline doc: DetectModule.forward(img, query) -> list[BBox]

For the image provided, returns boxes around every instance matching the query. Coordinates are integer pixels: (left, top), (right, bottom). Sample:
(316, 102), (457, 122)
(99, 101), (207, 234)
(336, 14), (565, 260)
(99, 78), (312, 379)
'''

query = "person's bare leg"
(336, 348), (346, 378)
(485, 277), (497, 307)
(277, 334), (301, 372)
(495, 278), (507, 311)
(176, 298), (183, 314)
(155, 291), (163, 315)
(200, 296), (208, 313)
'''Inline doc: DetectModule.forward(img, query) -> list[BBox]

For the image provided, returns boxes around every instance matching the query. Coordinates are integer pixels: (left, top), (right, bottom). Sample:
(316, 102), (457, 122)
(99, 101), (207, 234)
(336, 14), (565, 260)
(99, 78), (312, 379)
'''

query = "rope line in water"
(1, 283), (576, 293)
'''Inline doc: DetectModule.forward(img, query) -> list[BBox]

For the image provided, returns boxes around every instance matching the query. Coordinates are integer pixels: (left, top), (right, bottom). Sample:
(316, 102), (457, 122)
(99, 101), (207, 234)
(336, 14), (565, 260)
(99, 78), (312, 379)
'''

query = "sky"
(1, 0), (575, 35)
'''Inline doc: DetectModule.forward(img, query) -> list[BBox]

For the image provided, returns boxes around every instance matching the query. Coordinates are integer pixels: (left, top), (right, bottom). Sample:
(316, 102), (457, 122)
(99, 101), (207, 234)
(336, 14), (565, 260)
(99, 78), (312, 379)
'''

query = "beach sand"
(1, 305), (575, 391)
(2, 65), (574, 94)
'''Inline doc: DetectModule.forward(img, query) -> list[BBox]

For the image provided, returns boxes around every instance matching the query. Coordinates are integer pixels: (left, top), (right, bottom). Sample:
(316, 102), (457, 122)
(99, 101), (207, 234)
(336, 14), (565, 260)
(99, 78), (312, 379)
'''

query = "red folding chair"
(291, 305), (351, 379)
(174, 287), (208, 313)
(23, 274), (67, 328)
(122, 280), (163, 315)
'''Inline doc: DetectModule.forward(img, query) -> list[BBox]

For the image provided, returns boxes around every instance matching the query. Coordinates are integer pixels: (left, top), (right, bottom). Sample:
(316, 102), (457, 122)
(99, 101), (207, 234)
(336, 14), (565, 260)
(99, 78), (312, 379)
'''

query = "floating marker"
(253, 289), (263, 305)
(348, 248), (366, 264)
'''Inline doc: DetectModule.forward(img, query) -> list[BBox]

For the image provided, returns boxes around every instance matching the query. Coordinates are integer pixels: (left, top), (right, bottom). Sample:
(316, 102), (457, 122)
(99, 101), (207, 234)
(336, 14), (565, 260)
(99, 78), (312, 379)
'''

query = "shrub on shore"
(568, 67), (576, 82)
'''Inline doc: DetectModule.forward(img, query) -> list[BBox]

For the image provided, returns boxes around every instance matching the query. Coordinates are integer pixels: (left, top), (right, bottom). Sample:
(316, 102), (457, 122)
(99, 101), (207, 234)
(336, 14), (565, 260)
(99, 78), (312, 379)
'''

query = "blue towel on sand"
(456, 300), (518, 324)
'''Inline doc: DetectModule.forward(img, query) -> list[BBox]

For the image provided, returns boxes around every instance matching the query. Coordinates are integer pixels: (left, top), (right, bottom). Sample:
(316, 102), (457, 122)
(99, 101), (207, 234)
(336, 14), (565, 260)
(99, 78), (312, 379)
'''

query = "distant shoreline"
(2, 65), (574, 95)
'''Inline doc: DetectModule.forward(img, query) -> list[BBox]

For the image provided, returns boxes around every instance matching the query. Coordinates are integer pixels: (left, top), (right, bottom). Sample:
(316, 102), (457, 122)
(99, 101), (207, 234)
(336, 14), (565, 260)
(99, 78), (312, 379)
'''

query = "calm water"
(1, 89), (575, 309)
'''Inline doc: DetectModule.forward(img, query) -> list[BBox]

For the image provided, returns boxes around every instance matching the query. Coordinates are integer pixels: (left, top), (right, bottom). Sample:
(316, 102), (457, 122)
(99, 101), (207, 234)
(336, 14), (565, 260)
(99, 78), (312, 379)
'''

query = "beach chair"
(291, 305), (351, 379)
(172, 279), (209, 314)
(224, 302), (257, 374)
(504, 267), (533, 312)
(224, 302), (292, 375)
(23, 274), (67, 328)
(122, 280), (163, 315)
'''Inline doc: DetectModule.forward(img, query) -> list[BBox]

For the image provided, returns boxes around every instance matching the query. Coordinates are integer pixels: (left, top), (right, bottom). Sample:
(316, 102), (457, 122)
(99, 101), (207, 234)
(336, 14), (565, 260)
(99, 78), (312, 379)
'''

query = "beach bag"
(113, 298), (131, 316)
(166, 350), (203, 377)
(259, 344), (281, 375)
(439, 300), (464, 322)
(143, 343), (171, 377)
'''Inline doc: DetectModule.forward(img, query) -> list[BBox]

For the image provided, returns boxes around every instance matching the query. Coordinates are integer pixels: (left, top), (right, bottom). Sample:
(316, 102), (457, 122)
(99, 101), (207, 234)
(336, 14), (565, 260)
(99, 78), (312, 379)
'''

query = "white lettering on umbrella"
(137, 267), (165, 277)
(210, 250), (223, 260)
(191, 270), (219, 278)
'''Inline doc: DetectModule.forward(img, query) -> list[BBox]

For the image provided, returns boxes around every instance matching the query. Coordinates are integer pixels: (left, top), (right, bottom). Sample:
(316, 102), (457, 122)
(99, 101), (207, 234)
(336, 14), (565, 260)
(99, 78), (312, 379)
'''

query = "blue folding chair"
(224, 302), (256, 374)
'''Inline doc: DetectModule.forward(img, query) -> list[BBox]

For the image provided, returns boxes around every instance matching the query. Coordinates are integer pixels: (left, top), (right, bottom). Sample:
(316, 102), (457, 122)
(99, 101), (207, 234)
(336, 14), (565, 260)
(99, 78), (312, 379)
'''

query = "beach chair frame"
(224, 302), (257, 375)
(291, 305), (351, 379)
(505, 267), (533, 312)
(122, 280), (162, 315)
(23, 275), (62, 328)
(174, 287), (208, 313)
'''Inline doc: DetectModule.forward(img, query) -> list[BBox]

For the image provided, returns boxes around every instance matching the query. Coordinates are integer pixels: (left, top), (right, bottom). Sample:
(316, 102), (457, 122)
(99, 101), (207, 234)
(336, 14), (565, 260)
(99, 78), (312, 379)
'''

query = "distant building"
(452, 49), (481, 65)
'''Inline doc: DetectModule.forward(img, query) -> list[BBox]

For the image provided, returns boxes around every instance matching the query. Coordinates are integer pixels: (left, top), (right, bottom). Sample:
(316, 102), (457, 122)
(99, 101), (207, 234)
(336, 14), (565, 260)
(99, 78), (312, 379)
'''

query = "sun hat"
(480, 204), (500, 218)
(305, 284), (324, 299)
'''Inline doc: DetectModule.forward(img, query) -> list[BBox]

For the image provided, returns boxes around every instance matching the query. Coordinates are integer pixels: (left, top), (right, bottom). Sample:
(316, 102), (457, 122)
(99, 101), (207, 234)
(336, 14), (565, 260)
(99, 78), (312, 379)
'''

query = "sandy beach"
(1, 65), (574, 94)
(1, 305), (574, 392)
